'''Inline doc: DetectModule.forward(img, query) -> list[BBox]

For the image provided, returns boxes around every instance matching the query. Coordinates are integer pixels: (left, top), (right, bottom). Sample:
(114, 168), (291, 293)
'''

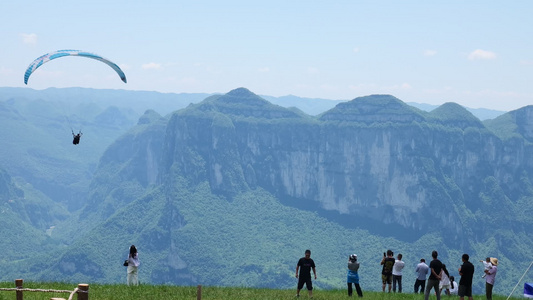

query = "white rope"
(67, 287), (79, 300)
(507, 260), (533, 300)
(0, 287), (71, 293)
(0, 286), (88, 296)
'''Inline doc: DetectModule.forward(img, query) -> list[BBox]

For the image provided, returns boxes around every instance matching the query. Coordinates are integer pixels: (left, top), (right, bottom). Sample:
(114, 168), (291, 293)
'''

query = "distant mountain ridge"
(1, 87), (506, 120)
(260, 93), (506, 120)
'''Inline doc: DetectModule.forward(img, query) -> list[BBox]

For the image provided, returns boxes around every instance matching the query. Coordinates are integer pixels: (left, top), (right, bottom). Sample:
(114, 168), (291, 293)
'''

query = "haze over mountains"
(0, 86), (505, 120)
(0, 87), (530, 294)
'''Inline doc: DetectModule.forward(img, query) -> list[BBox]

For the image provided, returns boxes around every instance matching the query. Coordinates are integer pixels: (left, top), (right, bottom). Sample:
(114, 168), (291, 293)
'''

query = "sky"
(1, 0), (532, 111)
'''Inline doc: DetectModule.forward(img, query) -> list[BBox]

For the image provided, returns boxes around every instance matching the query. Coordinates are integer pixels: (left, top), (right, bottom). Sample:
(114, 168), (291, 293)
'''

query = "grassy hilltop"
(0, 282), (519, 300)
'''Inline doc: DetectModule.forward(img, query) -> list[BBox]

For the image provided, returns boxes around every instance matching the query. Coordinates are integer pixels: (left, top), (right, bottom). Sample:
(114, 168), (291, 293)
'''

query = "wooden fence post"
(197, 284), (202, 300)
(15, 279), (23, 300)
(77, 284), (89, 300)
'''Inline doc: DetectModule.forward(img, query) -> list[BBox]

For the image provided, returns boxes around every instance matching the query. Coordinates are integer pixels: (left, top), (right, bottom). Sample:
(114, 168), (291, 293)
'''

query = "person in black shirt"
(295, 249), (316, 298)
(458, 254), (475, 300)
(424, 250), (443, 300)
(381, 249), (395, 292)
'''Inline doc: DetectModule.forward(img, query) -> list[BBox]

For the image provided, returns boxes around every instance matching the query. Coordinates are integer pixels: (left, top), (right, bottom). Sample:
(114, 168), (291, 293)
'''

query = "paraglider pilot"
(72, 130), (82, 145)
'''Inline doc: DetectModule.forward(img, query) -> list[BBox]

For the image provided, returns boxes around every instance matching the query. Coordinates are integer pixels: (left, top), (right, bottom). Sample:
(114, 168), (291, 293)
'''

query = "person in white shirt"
(415, 258), (429, 294)
(439, 264), (451, 295)
(480, 257), (492, 278)
(392, 253), (405, 293)
(127, 245), (140, 286)
(449, 276), (458, 295)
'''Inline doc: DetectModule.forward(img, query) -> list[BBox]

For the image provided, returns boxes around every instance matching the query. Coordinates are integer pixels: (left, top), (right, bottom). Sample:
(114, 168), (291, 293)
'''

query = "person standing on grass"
(424, 250), (443, 300)
(295, 249), (316, 298)
(415, 258), (429, 294)
(381, 250), (395, 292)
(392, 253), (405, 293)
(484, 257), (498, 300)
(458, 253), (474, 300)
(347, 254), (363, 297)
(127, 245), (140, 286)
(439, 264), (451, 296)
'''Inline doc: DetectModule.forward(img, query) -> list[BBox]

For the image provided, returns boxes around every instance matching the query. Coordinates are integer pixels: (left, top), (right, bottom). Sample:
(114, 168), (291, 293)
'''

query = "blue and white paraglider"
(24, 50), (127, 84)
(23, 50), (127, 145)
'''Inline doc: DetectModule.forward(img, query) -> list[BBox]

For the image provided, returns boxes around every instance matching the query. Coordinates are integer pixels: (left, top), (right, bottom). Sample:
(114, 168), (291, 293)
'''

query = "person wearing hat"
(347, 254), (363, 297)
(484, 257), (498, 300)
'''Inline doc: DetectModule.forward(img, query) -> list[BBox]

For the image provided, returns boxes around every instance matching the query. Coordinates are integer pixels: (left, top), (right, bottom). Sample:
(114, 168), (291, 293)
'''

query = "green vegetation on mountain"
(0, 168), (60, 261)
(428, 102), (485, 129)
(484, 106), (533, 143)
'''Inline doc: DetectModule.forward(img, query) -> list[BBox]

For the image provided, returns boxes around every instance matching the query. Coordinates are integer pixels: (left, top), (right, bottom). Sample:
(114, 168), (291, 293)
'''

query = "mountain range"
(0, 87), (531, 295)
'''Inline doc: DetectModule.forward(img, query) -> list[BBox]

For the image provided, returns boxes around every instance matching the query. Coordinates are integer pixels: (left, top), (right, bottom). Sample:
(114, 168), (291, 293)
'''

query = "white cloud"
(20, 33), (37, 45)
(400, 83), (412, 89)
(353, 47), (360, 53)
(520, 60), (533, 66)
(424, 50), (437, 56)
(141, 62), (162, 70)
(468, 49), (496, 60)
(258, 67), (270, 73)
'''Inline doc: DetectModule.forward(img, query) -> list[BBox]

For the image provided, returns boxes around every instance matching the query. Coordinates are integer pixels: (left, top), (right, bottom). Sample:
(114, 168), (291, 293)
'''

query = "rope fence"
(1, 279), (206, 299)
(0, 279), (89, 300)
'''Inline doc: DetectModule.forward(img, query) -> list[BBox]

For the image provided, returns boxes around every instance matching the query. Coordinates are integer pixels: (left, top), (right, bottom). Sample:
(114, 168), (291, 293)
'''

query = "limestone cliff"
(163, 88), (533, 245)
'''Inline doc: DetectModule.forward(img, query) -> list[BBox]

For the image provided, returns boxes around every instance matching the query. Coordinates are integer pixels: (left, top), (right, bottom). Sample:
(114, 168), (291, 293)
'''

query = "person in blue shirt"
(415, 258), (430, 293)
(347, 254), (363, 297)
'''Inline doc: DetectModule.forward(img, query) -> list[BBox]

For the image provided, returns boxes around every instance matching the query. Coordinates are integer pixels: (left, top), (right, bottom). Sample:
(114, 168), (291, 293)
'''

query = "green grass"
(0, 282), (519, 300)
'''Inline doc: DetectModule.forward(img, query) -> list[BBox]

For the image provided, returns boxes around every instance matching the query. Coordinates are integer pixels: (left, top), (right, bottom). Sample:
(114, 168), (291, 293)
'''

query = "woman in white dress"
(439, 264), (451, 296)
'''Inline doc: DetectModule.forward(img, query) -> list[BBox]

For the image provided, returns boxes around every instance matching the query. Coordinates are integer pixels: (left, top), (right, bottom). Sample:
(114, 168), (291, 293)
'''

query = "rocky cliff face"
(79, 109), (168, 224)
(162, 88), (532, 245)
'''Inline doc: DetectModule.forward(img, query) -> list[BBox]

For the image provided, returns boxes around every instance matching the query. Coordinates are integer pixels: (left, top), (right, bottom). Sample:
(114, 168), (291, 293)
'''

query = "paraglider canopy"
(24, 50), (127, 84)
